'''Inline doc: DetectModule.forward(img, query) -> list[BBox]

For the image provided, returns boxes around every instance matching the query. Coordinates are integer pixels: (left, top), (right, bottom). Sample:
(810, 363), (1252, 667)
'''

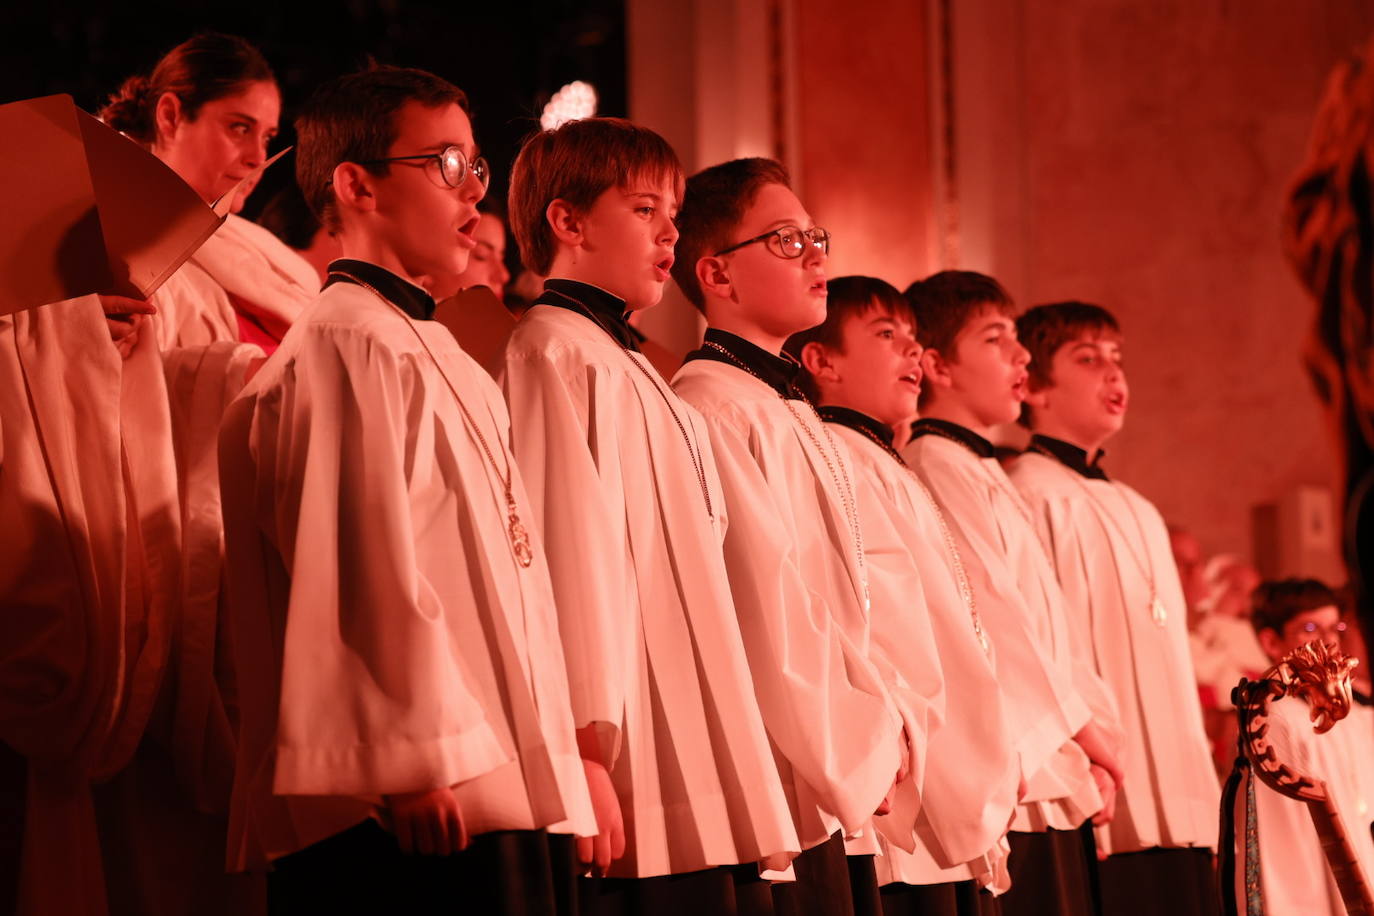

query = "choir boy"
(501, 119), (798, 916)
(1244, 579), (1374, 915)
(903, 273), (1126, 916)
(672, 158), (927, 916)
(786, 275), (1021, 916)
(1007, 300), (1220, 915)
(217, 66), (597, 914)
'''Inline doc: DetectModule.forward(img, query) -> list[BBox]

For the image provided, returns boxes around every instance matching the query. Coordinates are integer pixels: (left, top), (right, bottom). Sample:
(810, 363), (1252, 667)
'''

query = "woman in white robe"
(98, 33), (316, 353)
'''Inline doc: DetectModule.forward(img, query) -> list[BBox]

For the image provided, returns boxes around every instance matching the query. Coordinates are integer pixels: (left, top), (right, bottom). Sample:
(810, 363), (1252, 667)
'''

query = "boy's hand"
(383, 786), (468, 856)
(1089, 763), (1117, 827)
(1073, 721), (1124, 790)
(578, 757), (625, 875)
(99, 295), (157, 359)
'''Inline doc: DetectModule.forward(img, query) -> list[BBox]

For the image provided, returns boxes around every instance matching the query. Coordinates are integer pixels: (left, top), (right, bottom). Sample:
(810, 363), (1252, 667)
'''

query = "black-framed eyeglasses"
(356, 145), (490, 191)
(714, 225), (830, 260)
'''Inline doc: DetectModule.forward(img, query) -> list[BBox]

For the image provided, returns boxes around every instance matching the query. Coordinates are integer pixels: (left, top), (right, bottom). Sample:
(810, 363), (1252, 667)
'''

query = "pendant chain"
(543, 290), (714, 519)
(843, 421), (990, 655)
(703, 341), (870, 611)
(1025, 445), (1168, 626)
(329, 271), (534, 567)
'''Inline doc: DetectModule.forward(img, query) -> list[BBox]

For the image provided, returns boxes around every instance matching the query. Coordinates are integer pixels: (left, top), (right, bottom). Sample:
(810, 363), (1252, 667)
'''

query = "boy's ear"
(696, 255), (733, 302)
(799, 341), (840, 384)
(546, 199), (584, 247)
(921, 347), (953, 390)
(1256, 627), (1283, 664)
(153, 91), (184, 142)
(331, 162), (378, 216)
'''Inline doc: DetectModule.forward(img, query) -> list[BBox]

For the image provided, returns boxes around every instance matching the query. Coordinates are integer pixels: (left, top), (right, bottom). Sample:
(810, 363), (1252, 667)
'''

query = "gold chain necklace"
(542, 290), (714, 519)
(841, 420), (990, 656)
(702, 341), (870, 611)
(330, 270), (534, 567)
(1025, 445), (1168, 626)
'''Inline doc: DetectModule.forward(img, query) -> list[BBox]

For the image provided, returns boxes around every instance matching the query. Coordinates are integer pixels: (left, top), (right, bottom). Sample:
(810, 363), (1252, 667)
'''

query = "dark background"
(0, 0), (628, 224)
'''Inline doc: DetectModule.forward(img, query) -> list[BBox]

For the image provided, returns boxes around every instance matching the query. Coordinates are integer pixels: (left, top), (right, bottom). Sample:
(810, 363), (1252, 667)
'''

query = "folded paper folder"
(0, 93), (285, 316)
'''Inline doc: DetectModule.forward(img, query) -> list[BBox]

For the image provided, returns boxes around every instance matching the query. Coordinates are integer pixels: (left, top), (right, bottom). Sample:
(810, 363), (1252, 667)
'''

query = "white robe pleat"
(1, 298), (254, 915)
(1008, 452), (1218, 853)
(673, 360), (905, 850)
(833, 426), (1018, 888)
(220, 284), (594, 870)
(501, 307), (798, 877)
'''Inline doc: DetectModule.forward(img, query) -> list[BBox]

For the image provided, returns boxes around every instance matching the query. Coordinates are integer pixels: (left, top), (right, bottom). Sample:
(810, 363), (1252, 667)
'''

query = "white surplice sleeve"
(703, 406), (901, 834)
(248, 324), (511, 797)
(501, 347), (635, 767)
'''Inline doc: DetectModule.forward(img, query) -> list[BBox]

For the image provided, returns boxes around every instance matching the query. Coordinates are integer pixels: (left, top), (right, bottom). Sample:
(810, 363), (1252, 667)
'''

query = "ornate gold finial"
(1265, 640), (1360, 734)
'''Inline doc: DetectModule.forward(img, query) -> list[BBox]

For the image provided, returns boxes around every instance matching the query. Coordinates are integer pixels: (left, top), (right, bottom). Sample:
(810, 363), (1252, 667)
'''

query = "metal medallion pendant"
(1150, 595), (1168, 626)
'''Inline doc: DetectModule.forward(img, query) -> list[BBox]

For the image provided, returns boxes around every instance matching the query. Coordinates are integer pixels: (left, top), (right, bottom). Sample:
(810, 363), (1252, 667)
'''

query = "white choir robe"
(1008, 452), (1218, 854)
(1248, 696), (1374, 916)
(903, 434), (1112, 832)
(163, 342), (265, 812)
(219, 283), (595, 870)
(153, 214), (317, 350)
(673, 361), (909, 851)
(0, 297), (253, 915)
(500, 306), (799, 878)
(833, 425), (1020, 889)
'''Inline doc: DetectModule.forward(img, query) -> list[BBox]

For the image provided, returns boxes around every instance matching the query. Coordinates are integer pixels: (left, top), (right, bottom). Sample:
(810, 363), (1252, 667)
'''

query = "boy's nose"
(660, 217), (679, 247)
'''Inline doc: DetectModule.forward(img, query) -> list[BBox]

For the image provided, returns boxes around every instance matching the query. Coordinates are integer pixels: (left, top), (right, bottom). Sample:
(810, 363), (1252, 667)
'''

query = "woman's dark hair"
(99, 32), (274, 144)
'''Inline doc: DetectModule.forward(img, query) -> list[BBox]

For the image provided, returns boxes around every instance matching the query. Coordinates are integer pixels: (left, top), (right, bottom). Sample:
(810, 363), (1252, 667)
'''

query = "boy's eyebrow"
(225, 111), (260, 125)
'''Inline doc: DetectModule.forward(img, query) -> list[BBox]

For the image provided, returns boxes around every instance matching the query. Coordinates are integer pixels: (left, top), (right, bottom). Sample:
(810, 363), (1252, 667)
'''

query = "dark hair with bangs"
(672, 158), (792, 312)
(507, 117), (683, 275)
(100, 32), (275, 145)
(1017, 301), (1122, 391)
(295, 65), (470, 234)
(784, 276), (912, 402)
(1015, 301), (1122, 427)
(1251, 578), (1341, 638)
(904, 270), (1015, 357)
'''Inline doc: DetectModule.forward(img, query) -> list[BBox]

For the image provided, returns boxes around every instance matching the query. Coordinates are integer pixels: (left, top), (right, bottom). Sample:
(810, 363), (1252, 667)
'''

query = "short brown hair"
(1018, 302), (1121, 391)
(1251, 578), (1341, 637)
(1015, 301), (1122, 427)
(672, 158), (792, 311)
(784, 276), (912, 402)
(295, 65), (469, 234)
(903, 270), (1015, 357)
(100, 32), (274, 145)
(507, 117), (683, 275)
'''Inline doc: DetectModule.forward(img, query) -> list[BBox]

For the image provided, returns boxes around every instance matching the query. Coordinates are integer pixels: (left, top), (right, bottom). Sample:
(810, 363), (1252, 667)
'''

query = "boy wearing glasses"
(1245, 579), (1374, 915)
(500, 120), (798, 916)
(218, 66), (598, 913)
(902, 274), (1124, 916)
(1005, 301), (1220, 915)
(672, 158), (919, 915)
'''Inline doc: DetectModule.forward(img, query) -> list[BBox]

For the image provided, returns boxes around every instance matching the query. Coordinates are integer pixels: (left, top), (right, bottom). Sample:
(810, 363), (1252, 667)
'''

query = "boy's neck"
(919, 399), (995, 442)
(1031, 419), (1108, 463)
(546, 254), (635, 309)
(705, 306), (789, 357)
(337, 231), (425, 289)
